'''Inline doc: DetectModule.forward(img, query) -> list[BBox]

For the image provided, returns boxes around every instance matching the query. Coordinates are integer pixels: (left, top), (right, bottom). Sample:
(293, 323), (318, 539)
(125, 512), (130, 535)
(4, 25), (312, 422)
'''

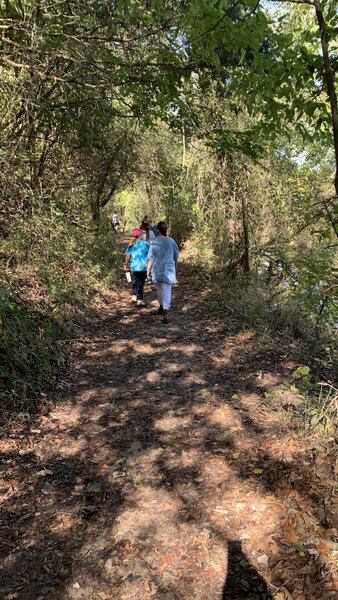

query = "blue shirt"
(148, 236), (179, 284)
(125, 240), (149, 272)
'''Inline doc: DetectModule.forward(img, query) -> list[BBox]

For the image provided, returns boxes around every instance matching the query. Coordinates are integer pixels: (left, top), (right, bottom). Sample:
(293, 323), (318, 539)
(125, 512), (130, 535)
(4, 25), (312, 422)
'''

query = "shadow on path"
(222, 541), (272, 600)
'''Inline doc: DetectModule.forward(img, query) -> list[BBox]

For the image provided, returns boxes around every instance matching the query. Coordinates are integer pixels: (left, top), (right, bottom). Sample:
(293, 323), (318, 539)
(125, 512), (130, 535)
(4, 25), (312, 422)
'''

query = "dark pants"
(132, 271), (147, 300)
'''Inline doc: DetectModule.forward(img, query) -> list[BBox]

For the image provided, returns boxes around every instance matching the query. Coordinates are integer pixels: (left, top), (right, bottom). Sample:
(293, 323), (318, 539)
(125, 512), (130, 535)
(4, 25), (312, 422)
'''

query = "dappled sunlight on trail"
(1, 274), (338, 600)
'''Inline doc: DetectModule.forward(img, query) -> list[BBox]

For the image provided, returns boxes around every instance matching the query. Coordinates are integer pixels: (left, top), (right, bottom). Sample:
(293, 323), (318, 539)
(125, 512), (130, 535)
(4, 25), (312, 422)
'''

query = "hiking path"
(1, 260), (338, 600)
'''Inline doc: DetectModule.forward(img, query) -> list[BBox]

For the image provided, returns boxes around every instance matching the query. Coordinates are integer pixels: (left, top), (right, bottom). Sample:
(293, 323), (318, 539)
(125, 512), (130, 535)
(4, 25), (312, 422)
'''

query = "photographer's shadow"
(222, 541), (272, 599)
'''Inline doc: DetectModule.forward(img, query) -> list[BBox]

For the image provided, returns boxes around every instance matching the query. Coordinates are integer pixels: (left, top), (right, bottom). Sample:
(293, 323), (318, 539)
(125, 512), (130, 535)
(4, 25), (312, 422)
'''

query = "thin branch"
(268, 0), (314, 5)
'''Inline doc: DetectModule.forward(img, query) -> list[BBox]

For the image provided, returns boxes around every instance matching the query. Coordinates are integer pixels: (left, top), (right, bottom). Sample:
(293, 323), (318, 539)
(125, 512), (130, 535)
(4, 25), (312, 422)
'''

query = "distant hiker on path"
(140, 215), (156, 243)
(124, 228), (150, 307)
(111, 212), (120, 233)
(147, 221), (179, 324)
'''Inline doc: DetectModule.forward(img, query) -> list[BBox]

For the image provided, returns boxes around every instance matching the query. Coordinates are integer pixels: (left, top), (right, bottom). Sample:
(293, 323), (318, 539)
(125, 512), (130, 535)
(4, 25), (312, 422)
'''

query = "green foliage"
(204, 269), (336, 351)
(0, 289), (15, 328)
(116, 124), (193, 245)
(134, 475), (144, 485)
(301, 383), (338, 439)
(0, 205), (120, 414)
(0, 0), (338, 419)
(0, 287), (64, 413)
(3, 207), (119, 297)
(232, 1), (337, 158)
(292, 365), (310, 379)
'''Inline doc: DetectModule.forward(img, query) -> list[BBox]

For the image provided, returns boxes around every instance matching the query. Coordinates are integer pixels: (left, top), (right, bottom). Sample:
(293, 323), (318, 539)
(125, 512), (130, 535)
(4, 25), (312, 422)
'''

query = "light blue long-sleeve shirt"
(148, 236), (179, 284)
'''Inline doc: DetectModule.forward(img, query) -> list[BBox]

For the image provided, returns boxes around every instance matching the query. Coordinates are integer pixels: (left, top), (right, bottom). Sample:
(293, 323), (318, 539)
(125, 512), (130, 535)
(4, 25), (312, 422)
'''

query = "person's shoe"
(131, 295), (137, 303)
(162, 310), (169, 324)
(157, 305), (164, 315)
(137, 299), (146, 307)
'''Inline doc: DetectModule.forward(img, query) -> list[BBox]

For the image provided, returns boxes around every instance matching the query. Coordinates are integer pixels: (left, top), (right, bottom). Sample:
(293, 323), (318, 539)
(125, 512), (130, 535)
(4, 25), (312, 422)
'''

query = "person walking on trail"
(151, 221), (159, 238)
(124, 228), (150, 307)
(140, 216), (155, 243)
(147, 221), (179, 324)
(111, 212), (120, 233)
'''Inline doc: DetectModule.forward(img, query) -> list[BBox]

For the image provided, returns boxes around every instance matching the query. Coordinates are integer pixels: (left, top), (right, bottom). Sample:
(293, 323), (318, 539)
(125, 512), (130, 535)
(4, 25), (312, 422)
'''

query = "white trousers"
(156, 282), (172, 310)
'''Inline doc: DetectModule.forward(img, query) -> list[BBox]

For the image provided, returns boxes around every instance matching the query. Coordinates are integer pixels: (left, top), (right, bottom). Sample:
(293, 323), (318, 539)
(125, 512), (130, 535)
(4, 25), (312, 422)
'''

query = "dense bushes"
(0, 288), (64, 414)
(0, 207), (120, 416)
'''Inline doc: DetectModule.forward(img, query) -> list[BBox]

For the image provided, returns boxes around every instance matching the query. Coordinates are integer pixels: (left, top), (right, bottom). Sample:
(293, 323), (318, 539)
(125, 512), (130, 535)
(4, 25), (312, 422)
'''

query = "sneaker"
(157, 305), (164, 315)
(137, 300), (146, 307)
(131, 295), (137, 303)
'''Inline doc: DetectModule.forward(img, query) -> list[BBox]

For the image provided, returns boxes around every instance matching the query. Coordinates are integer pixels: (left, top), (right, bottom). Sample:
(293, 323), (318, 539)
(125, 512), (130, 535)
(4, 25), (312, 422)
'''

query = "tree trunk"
(91, 197), (100, 223)
(313, 0), (338, 197)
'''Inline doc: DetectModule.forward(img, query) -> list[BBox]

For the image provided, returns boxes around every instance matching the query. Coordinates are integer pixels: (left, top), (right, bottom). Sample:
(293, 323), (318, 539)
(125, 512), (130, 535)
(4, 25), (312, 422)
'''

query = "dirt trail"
(1, 272), (338, 600)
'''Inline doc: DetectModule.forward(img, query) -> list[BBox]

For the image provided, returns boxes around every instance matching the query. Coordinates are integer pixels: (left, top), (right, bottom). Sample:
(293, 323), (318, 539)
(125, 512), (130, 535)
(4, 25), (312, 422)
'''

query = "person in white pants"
(147, 222), (179, 324)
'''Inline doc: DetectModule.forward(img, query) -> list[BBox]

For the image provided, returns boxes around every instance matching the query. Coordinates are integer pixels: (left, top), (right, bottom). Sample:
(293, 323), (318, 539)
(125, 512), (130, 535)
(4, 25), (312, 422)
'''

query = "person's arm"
(173, 241), (179, 275)
(147, 258), (153, 279)
(124, 255), (131, 271)
(147, 244), (154, 278)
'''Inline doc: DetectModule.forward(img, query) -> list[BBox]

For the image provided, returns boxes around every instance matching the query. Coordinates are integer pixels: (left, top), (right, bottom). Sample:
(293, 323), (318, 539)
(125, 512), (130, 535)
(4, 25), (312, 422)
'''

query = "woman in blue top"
(147, 221), (179, 323)
(124, 228), (150, 307)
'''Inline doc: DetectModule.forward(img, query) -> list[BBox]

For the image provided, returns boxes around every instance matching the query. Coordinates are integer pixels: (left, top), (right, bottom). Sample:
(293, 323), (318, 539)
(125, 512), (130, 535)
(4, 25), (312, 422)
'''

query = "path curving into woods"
(1, 268), (337, 600)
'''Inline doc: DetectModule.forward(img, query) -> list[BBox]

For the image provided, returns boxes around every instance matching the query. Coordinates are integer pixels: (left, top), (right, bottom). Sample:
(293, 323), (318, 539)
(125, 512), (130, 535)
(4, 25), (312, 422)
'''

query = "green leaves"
(292, 366), (310, 379)
(134, 475), (144, 485)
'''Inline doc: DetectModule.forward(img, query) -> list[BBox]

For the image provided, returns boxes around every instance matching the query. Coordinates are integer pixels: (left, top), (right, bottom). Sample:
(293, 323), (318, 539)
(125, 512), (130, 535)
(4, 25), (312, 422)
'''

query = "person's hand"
(123, 264), (128, 271)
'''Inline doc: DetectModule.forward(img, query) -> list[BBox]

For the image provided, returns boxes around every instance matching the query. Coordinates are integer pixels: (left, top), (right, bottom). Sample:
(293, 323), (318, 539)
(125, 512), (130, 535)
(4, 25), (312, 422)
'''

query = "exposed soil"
(1, 267), (338, 600)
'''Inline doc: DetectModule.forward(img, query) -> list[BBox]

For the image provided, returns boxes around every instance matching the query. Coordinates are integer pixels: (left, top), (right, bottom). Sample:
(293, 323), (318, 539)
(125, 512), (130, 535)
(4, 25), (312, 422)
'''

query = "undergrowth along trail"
(1, 270), (338, 600)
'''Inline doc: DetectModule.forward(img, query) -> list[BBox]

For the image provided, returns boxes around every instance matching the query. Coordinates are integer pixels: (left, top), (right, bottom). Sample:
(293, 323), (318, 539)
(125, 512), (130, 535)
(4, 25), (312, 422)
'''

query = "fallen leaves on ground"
(273, 588), (294, 600)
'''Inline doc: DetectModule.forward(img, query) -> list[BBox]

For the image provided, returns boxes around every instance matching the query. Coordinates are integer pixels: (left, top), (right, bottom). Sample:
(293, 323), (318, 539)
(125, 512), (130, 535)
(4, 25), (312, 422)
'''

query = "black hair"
(157, 221), (168, 236)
